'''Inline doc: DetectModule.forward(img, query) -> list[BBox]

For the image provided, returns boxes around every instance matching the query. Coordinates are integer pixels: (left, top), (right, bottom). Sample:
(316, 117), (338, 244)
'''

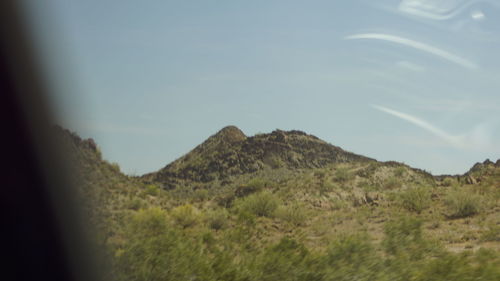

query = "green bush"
(442, 177), (455, 187)
(269, 156), (284, 169)
(394, 166), (406, 177)
(205, 208), (229, 231)
(115, 208), (213, 281)
(314, 169), (328, 179)
(234, 178), (269, 198)
(111, 209), (500, 281)
(334, 167), (352, 183)
(383, 216), (439, 260)
(193, 188), (209, 201)
(329, 197), (348, 211)
(110, 162), (121, 173)
(323, 234), (381, 281)
(235, 191), (280, 217)
(170, 204), (200, 228)
(236, 210), (256, 226)
(480, 225), (500, 242)
(319, 181), (336, 195)
(384, 177), (402, 189)
(127, 198), (143, 210)
(416, 250), (500, 281)
(398, 186), (431, 213)
(445, 188), (482, 218)
(257, 237), (313, 281)
(275, 203), (307, 226)
(144, 184), (159, 196)
(128, 207), (168, 237)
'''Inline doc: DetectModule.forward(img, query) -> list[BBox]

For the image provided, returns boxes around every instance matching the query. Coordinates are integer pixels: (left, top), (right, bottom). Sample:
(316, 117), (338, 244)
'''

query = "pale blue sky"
(23, 0), (500, 175)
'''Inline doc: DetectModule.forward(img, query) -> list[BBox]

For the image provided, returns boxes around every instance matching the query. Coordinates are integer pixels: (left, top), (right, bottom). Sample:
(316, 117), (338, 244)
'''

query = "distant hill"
(56, 125), (500, 281)
(143, 126), (374, 188)
(54, 126), (170, 241)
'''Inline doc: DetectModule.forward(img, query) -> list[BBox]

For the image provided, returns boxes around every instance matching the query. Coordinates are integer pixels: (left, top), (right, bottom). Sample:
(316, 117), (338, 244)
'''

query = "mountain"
(55, 126), (500, 281)
(143, 126), (374, 188)
(54, 126), (170, 242)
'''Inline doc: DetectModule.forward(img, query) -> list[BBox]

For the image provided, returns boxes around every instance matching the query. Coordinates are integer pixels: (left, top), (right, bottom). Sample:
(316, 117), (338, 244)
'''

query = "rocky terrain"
(144, 126), (374, 187)
(59, 126), (500, 281)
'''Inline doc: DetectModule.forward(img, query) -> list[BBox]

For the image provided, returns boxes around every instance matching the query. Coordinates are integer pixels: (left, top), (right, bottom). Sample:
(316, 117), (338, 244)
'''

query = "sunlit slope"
(61, 126), (500, 281)
(142, 126), (373, 188)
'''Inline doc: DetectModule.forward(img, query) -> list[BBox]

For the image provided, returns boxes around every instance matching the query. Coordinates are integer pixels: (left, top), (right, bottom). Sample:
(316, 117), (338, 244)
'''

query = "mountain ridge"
(142, 126), (375, 188)
(53, 125), (500, 280)
(56, 125), (499, 186)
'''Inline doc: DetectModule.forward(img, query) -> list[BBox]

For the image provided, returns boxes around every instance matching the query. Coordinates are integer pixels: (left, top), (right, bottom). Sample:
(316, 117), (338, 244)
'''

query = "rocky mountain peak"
(467, 158), (500, 174)
(213, 125), (247, 143)
(143, 126), (373, 187)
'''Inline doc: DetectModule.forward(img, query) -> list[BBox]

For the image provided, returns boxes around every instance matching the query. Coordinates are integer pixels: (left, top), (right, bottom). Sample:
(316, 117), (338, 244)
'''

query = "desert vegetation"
(58, 127), (500, 281)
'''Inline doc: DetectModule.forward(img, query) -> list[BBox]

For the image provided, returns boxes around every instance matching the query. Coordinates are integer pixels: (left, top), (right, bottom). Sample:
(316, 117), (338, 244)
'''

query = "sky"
(21, 0), (500, 175)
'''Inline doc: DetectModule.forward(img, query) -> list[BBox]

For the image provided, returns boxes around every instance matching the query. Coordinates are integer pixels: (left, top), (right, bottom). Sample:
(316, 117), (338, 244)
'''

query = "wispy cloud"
(372, 104), (467, 148)
(372, 104), (497, 153)
(398, 0), (496, 21)
(396, 60), (426, 72)
(373, 105), (496, 151)
(345, 33), (478, 70)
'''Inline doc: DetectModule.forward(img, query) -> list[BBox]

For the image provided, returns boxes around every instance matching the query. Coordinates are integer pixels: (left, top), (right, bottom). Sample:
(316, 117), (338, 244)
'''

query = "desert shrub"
(358, 180), (379, 191)
(384, 177), (402, 189)
(95, 146), (103, 159)
(445, 188), (482, 218)
(115, 208), (213, 281)
(471, 248), (500, 279)
(334, 167), (352, 183)
(326, 234), (374, 265)
(247, 177), (269, 189)
(477, 183), (500, 201)
(416, 250), (500, 281)
(442, 177), (455, 187)
(128, 207), (168, 236)
(127, 198), (143, 210)
(356, 162), (379, 178)
(170, 204), (200, 228)
(216, 192), (236, 208)
(394, 166), (406, 177)
(144, 184), (159, 196)
(110, 162), (121, 173)
(234, 178), (269, 198)
(480, 225), (500, 242)
(318, 181), (336, 195)
(398, 186), (431, 213)
(257, 237), (314, 281)
(270, 156), (285, 168)
(275, 203), (307, 226)
(193, 188), (209, 201)
(235, 191), (280, 217)
(322, 234), (381, 281)
(232, 210), (256, 230)
(314, 169), (328, 179)
(329, 197), (348, 211)
(205, 208), (229, 231)
(383, 216), (439, 260)
(416, 253), (472, 281)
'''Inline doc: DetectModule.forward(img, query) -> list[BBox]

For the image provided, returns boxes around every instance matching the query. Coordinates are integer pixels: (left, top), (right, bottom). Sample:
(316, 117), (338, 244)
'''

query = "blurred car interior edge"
(1, 1), (104, 281)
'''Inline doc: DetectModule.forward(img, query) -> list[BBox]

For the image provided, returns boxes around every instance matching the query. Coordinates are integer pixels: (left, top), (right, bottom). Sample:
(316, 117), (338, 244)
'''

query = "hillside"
(60, 126), (500, 281)
(144, 126), (374, 188)
(54, 127), (172, 249)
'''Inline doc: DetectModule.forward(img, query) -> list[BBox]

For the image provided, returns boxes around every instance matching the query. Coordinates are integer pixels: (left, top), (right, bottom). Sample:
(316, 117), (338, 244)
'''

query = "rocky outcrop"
(143, 126), (374, 187)
(54, 125), (99, 154)
(467, 159), (498, 174)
